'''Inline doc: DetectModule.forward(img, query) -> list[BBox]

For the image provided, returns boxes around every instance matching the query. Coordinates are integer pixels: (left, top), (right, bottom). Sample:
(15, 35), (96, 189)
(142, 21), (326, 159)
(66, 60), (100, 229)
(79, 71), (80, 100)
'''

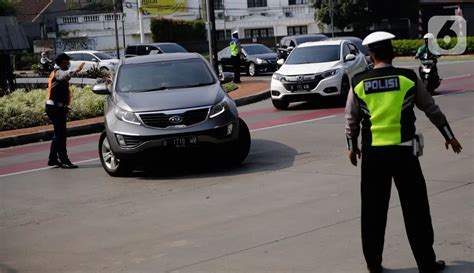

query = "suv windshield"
(243, 44), (273, 55)
(94, 52), (113, 60)
(286, 45), (340, 64)
(158, 43), (187, 53)
(117, 58), (215, 92)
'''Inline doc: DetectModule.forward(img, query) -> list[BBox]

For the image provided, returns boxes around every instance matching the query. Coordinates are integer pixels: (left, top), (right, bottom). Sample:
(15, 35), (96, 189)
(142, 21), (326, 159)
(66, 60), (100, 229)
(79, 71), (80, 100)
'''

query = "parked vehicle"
(217, 43), (278, 77)
(65, 50), (119, 72)
(125, 42), (188, 58)
(271, 40), (368, 109)
(37, 61), (54, 76)
(277, 34), (329, 61)
(92, 53), (251, 176)
(418, 53), (441, 95)
(332, 36), (373, 68)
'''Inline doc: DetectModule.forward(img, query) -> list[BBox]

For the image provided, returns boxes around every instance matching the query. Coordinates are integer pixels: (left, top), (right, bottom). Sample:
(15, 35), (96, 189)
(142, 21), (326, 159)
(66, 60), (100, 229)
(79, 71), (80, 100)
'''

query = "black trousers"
(231, 55), (240, 82)
(361, 146), (436, 270)
(45, 105), (69, 162)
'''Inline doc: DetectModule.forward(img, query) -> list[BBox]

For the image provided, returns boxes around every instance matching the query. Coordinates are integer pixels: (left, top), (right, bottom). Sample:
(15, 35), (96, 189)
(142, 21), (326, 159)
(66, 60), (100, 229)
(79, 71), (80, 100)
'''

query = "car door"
(347, 43), (367, 74)
(220, 47), (232, 70)
(125, 46), (137, 58)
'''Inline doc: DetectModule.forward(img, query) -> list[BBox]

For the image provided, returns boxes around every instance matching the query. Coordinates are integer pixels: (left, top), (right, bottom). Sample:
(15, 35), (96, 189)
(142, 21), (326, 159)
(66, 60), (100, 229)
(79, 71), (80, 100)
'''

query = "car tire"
(99, 132), (134, 177)
(247, 62), (258, 77)
(339, 75), (350, 104)
(272, 99), (289, 110)
(226, 118), (251, 165)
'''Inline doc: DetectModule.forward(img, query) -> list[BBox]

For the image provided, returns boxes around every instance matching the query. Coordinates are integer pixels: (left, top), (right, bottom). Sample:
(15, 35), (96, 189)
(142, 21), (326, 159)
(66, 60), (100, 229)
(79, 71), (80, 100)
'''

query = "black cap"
(55, 53), (71, 64)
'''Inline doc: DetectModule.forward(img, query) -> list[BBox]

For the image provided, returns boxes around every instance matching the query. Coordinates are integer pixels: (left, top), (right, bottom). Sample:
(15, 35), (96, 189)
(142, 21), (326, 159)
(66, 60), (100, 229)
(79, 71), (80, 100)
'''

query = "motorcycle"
(418, 53), (441, 95)
(38, 61), (54, 77)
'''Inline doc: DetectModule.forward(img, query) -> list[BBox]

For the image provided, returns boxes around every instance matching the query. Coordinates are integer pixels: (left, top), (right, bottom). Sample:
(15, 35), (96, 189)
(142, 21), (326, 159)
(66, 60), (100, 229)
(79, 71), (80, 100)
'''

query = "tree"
(312, 0), (372, 36)
(150, 18), (206, 42)
(0, 0), (17, 16)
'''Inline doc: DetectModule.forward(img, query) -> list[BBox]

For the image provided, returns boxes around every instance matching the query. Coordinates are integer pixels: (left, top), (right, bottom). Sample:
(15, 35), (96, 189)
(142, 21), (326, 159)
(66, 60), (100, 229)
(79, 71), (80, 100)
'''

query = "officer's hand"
(349, 149), (361, 166)
(445, 138), (462, 154)
(76, 62), (85, 72)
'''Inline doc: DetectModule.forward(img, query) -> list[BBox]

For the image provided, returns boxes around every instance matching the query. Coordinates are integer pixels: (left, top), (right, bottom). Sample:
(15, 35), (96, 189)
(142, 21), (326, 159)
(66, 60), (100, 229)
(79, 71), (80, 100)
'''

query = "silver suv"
(92, 53), (251, 176)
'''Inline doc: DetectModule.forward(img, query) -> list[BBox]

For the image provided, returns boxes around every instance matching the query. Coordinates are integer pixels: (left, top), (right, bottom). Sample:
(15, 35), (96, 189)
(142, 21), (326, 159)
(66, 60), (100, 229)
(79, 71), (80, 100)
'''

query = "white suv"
(271, 40), (368, 109)
(65, 50), (119, 72)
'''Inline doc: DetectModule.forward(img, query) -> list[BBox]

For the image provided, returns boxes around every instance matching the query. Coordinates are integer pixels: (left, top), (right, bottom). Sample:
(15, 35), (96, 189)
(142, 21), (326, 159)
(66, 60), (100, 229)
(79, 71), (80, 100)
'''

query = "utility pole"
(112, 0), (120, 58)
(205, 0), (213, 67)
(122, 14), (126, 50)
(329, 0), (334, 37)
(138, 0), (144, 43)
(209, 0), (218, 71)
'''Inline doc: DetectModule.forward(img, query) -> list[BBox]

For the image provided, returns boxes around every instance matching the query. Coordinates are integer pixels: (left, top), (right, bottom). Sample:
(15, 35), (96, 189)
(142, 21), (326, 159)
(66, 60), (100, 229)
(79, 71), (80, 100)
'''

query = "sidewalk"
(0, 79), (270, 148)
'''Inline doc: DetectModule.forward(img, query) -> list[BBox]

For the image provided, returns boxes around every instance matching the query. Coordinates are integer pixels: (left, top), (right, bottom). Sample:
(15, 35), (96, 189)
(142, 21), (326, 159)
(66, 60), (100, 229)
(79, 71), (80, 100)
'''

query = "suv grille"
(283, 75), (323, 92)
(139, 108), (209, 128)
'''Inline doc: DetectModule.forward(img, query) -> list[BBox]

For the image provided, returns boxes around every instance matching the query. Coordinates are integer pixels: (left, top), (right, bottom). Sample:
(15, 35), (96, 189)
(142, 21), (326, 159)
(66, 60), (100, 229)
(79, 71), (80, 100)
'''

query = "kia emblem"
(297, 76), (303, 82)
(169, 115), (183, 124)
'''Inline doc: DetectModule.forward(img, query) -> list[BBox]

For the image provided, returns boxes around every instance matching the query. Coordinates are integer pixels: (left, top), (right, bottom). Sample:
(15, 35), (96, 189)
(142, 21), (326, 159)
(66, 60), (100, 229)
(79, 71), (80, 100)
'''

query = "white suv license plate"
(163, 136), (198, 148)
(292, 84), (311, 92)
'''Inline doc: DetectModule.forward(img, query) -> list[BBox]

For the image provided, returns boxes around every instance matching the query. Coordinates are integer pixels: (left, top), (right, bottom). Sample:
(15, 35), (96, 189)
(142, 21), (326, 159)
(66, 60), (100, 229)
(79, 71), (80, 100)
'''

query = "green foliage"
(150, 18), (206, 42)
(0, 86), (105, 131)
(0, 0), (17, 16)
(393, 37), (474, 56)
(312, 0), (371, 34)
(223, 82), (239, 93)
(84, 66), (111, 79)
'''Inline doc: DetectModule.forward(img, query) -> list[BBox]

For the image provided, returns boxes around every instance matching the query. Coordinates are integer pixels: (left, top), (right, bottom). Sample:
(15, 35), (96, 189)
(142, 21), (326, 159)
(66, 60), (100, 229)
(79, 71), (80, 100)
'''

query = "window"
(247, 0), (267, 8)
(83, 53), (97, 62)
(289, 0), (309, 4)
(218, 47), (231, 58)
(215, 0), (224, 10)
(216, 30), (231, 41)
(244, 28), (274, 39)
(343, 44), (351, 58)
(286, 45), (341, 64)
(287, 26), (308, 36)
(347, 43), (359, 55)
(125, 46), (136, 56)
(67, 53), (83, 61)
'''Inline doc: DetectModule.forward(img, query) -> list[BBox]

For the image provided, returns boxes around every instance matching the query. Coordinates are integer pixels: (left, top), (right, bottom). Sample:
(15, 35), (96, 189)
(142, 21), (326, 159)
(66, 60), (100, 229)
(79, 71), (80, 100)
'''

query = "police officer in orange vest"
(46, 53), (85, 168)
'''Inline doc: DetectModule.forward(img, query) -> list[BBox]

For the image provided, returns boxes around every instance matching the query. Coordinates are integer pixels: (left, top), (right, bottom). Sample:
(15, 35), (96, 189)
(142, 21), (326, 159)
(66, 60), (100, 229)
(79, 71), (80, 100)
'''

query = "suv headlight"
(272, 73), (285, 82)
(256, 58), (267, 65)
(209, 98), (229, 118)
(114, 106), (141, 125)
(321, 69), (340, 78)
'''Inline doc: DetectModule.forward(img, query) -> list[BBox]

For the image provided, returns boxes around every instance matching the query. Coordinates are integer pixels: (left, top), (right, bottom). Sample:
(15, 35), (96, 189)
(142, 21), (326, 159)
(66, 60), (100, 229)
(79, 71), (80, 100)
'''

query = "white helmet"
(41, 52), (47, 57)
(232, 30), (238, 35)
(423, 33), (435, 39)
(362, 31), (396, 46)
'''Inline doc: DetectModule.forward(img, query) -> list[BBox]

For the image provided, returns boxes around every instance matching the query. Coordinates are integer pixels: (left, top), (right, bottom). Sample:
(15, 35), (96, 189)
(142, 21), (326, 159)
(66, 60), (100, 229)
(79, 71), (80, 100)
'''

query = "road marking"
(398, 60), (474, 68)
(251, 115), (337, 132)
(0, 158), (98, 178)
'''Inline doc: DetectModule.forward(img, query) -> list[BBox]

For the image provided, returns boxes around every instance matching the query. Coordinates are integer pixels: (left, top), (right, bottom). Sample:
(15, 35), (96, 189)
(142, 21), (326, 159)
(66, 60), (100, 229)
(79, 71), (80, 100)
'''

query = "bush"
(393, 36), (474, 56)
(0, 86), (105, 131)
(150, 18), (206, 42)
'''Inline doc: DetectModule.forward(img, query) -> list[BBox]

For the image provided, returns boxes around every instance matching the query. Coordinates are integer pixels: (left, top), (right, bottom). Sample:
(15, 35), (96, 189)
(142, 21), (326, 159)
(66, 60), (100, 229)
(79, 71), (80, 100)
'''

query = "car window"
(289, 41), (296, 47)
(136, 45), (150, 55)
(125, 46), (136, 55)
(117, 58), (216, 92)
(219, 47), (231, 58)
(343, 44), (351, 57)
(83, 53), (96, 62)
(67, 53), (83, 61)
(94, 52), (113, 60)
(285, 45), (340, 64)
(348, 43), (359, 55)
(158, 43), (187, 53)
(354, 41), (370, 55)
(242, 44), (273, 55)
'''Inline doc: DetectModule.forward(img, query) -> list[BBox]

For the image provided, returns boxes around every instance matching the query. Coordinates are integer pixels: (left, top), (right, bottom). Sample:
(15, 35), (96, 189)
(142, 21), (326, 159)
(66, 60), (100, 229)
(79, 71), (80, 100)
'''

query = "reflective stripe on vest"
(354, 75), (415, 146)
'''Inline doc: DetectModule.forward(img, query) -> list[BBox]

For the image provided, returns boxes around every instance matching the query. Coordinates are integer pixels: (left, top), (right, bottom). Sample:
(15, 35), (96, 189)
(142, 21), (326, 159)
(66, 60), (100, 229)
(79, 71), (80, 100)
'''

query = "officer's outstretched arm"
(414, 79), (462, 154)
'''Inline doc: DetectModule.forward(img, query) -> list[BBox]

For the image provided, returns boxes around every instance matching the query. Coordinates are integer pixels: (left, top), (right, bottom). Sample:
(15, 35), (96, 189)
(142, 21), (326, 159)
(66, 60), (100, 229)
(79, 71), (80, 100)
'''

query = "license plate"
(291, 84), (311, 92)
(163, 136), (198, 148)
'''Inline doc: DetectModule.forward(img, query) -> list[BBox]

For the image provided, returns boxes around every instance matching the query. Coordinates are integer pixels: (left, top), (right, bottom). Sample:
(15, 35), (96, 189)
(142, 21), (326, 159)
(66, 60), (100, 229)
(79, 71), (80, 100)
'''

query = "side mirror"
(287, 46), (295, 52)
(92, 58), (99, 63)
(220, 72), (234, 84)
(345, 54), (356, 62)
(92, 82), (110, 95)
(277, 59), (285, 66)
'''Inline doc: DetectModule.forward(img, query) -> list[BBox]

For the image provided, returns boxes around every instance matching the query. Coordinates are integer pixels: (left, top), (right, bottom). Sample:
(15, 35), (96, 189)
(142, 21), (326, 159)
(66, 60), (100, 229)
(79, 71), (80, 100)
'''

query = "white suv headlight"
(114, 107), (141, 125)
(209, 98), (229, 118)
(321, 69), (340, 78)
(256, 58), (267, 65)
(272, 73), (285, 81)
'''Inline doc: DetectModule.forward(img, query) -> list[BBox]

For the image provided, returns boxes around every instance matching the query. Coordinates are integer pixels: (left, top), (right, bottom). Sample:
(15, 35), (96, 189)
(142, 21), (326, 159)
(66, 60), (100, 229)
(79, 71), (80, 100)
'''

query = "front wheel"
(247, 62), (258, 76)
(99, 132), (134, 177)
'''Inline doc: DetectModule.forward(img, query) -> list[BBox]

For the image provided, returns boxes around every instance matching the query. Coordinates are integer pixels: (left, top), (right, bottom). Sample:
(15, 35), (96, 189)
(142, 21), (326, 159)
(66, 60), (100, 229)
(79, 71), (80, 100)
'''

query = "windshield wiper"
(139, 87), (168, 92)
(170, 82), (214, 89)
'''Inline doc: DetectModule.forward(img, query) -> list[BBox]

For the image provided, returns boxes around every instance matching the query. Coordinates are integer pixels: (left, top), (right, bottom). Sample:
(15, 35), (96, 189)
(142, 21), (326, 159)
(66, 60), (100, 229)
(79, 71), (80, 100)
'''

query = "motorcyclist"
(40, 52), (52, 66)
(416, 34), (439, 73)
(39, 52), (54, 76)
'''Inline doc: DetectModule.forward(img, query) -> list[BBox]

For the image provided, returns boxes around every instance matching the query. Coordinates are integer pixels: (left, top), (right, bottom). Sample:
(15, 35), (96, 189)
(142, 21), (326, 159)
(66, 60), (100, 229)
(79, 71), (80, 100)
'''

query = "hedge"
(151, 18), (206, 42)
(393, 36), (474, 56)
(0, 83), (239, 131)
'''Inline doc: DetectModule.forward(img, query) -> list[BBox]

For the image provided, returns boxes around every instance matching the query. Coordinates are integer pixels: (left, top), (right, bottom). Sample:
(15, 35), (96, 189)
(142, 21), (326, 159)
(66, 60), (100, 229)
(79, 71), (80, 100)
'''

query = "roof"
(0, 16), (30, 52)
(64, 50), (102, 54)
(127, 42), (181, 47)
(332, 36), (363, 43)
(299, 40), (343, 48)
(16, 0), (53, 23)
(121, 53), (203, 65)
(282, 34), (328, 40)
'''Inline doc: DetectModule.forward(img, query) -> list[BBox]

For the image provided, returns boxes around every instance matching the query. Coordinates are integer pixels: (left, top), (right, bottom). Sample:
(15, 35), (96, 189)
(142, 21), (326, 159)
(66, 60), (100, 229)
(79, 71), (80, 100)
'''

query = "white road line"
(0, 115), (339, 177)
(398, 60), (474, 68)
(442, 74), (473, 80)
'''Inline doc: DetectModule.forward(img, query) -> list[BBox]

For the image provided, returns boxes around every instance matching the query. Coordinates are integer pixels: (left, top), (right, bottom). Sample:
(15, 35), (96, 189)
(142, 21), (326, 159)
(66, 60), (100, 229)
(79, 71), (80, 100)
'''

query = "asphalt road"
(1, 60), (473, 273)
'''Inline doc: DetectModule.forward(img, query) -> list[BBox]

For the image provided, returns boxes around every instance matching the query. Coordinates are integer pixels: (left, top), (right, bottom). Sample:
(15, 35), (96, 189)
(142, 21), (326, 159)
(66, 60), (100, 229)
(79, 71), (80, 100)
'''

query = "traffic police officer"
(345, 31), (462, 273)
(230, 30), (241, 83)
(46, 53), (85, 169)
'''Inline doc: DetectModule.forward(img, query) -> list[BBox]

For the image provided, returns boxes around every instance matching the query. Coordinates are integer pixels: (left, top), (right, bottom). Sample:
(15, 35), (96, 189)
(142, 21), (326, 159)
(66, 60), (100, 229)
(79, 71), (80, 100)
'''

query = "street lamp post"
(329, 0), (334, 37)
(138, 0), (144, 43)
(112, 0), (120, 58)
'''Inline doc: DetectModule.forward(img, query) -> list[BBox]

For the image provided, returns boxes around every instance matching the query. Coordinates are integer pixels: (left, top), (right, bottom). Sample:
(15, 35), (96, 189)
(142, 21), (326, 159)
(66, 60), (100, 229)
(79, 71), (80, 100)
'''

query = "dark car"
(92, 53), (251, 176)
(125, 42), (187, 58)
(277, 34), (329, 60)
(217, 44), (278, 76)
(332, 36), (372, 68)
